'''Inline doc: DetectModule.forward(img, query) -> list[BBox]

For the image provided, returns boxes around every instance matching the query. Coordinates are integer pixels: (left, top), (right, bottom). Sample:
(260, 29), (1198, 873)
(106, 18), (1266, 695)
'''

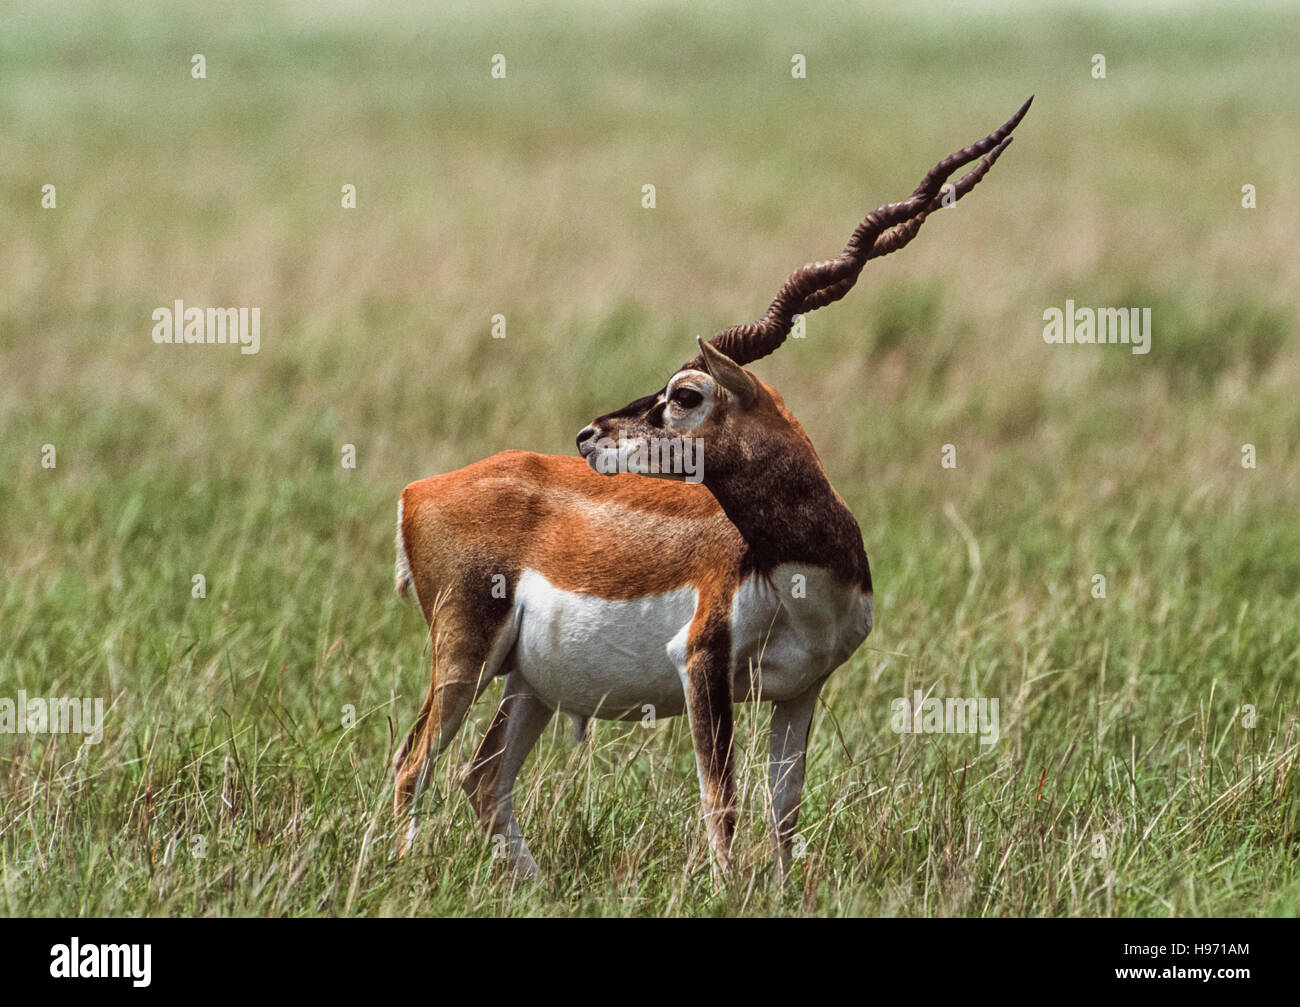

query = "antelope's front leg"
(679, 620), (737, 877)
(769, 680), (824, 885)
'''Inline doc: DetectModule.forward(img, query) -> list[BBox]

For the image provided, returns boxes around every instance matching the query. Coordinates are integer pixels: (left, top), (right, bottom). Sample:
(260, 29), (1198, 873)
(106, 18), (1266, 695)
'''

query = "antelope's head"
(577, 338), (792, 485)
(577, 97), (1033, 487)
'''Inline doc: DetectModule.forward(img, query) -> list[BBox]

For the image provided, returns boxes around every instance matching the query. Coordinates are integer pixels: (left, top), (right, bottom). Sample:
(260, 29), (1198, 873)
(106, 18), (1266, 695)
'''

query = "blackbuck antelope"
(393, 98), (1032, 880)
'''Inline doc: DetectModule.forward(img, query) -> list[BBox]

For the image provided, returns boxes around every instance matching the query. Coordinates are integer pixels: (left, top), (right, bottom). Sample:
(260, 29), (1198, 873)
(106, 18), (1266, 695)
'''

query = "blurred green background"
(1, 0), (1297, 916)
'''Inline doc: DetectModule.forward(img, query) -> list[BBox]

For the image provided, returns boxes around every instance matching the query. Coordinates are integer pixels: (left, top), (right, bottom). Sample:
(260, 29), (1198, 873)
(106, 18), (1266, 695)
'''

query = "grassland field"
(1, 0), (1297, 916)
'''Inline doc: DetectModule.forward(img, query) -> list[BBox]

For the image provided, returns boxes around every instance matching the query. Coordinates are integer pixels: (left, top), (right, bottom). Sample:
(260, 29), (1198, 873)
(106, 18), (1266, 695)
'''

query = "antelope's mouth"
(576, 424), (600, 459)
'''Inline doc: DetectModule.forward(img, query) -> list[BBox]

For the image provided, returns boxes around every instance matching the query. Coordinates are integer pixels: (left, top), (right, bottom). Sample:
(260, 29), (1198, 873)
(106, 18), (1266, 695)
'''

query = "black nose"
(576, 425), (597, 448)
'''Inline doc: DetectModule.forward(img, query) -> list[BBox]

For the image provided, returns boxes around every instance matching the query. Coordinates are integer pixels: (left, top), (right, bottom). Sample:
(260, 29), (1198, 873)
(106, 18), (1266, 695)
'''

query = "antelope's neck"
(704, 458), (871, 592)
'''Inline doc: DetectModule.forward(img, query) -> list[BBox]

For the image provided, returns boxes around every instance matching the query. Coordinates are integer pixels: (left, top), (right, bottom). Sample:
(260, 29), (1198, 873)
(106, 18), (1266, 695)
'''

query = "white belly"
(512, 569), (695, 718)
(509, 566), (872, 719)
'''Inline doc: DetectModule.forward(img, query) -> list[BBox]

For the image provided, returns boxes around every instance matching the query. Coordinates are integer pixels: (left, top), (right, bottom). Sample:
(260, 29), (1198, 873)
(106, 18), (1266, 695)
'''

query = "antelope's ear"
(697, 338), (758, 409)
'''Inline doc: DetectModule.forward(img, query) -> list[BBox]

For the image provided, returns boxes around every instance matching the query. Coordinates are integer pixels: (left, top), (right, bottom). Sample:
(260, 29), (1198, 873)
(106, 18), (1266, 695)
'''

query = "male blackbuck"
(393, 98), (1031, 881)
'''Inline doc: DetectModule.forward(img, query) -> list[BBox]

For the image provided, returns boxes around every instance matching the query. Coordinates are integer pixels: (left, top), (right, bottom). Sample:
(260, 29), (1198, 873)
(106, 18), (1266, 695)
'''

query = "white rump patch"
(394, 496), (416, 601)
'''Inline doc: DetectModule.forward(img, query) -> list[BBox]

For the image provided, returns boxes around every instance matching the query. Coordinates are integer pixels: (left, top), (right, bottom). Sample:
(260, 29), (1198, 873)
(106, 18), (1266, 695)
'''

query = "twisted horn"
(696, 96), (1032, 369)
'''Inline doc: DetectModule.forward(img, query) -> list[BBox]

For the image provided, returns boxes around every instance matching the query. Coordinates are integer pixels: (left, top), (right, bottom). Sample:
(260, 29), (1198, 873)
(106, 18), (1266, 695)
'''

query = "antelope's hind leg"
(394, 606), (518, 852)
(394, 661), (497, 853)
(461, 669), (554, 877)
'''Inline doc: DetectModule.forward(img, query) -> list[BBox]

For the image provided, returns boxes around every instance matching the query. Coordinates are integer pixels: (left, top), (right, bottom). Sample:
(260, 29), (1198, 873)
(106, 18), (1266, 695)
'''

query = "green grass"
(1, 0), (1298, 916)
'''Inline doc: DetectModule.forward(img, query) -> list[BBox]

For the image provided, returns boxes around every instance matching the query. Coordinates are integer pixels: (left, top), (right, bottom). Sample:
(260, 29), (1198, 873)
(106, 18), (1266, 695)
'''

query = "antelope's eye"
(670, 387), (703, 409)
